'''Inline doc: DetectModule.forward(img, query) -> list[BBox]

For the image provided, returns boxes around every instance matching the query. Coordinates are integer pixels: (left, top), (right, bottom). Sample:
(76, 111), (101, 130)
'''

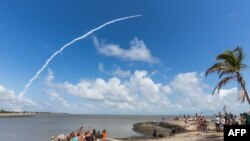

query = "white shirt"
(215, 117), (220, 124)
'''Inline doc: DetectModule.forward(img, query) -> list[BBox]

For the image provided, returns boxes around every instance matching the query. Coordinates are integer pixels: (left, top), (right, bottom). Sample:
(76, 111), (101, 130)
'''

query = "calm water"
(0, 114), (167, 141)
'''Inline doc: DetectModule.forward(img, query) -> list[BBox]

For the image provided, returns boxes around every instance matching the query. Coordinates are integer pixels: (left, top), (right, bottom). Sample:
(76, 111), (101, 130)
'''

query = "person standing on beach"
(152, 128), (157, 138)
(185, 118), (189, 130)
(214, 115), (220, 132)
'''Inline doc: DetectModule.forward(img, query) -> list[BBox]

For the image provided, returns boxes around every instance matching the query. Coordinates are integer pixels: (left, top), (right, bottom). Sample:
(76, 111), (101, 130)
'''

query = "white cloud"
(111, 67), (131, 78)
(97, 63), (131, 78)
(46, 88), (85, 112)
(0, 85), (16, 101)
(45, 69), (171, 113)
(93, 36), (159, 64)
(169, 72), (249, 114)
(44, 69), (249, 114)
(161, 85), (172, 94)
(0, 84), (36, 111)
(53, 96), (70, 108)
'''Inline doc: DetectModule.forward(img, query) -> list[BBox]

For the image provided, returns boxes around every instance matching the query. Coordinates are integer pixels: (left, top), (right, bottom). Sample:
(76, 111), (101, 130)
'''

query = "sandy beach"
(121, 131), (223, 141)
(118, 117), (223, 141)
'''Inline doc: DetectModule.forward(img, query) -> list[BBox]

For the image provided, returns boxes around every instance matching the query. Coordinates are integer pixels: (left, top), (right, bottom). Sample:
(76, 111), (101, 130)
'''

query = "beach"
(118, 117), (223, 141)
(120, 131), (223, 141)
(45, 115), (224, 141)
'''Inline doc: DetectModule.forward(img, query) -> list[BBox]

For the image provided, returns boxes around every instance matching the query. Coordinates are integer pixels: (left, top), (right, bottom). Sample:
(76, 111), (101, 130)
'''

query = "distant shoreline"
(0, 113), (36, 118)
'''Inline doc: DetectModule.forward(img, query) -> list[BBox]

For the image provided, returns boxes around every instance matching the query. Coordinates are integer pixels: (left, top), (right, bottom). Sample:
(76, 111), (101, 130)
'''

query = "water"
(0, 114), (165, 141)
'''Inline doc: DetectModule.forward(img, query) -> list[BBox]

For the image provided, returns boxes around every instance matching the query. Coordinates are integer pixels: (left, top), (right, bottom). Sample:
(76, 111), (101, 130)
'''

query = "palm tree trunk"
(240, 81), (250, 105)
(237, 72), (250, 105)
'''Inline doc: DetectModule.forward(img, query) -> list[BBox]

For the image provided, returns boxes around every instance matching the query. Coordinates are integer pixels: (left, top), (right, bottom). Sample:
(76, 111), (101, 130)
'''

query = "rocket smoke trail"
(19, 15), (142, 98)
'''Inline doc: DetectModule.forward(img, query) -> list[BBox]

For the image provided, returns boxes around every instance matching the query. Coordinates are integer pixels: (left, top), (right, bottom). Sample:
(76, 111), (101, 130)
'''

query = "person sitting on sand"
(85, 130), (92, 141)
(78, 131), (86, 141)
(65, 132), (74, 141)
(72, 133), (79, 141)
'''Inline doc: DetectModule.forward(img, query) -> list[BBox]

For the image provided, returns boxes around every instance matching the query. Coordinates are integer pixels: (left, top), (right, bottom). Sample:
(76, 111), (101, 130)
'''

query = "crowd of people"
(213, 108), (250, 132)
(193, 113), (208, 132)
(182, 113), (208, 132)
(182, 108), (250, 133)
(51, 127), (107, 141)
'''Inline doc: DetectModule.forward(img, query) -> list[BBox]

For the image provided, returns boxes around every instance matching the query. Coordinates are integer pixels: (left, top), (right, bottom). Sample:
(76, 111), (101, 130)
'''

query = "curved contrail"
(19, 15), (142, 98)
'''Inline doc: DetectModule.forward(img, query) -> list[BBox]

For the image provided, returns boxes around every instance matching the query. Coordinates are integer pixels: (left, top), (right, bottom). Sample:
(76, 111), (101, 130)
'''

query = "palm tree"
(205, 47), (250, 104)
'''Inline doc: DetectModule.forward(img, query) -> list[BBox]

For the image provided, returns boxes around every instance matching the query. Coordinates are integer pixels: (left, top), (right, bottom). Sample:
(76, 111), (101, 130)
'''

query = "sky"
(0, 0), (250, 115)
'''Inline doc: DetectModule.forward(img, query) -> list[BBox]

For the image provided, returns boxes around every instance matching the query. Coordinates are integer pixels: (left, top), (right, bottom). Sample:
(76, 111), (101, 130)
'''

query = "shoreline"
(117, 117), (223, 141)
(0, 113), (36, 118)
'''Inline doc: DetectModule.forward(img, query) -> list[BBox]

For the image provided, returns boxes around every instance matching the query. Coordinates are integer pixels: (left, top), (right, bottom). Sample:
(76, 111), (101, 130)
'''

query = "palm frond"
(218, 70), (235, 78)
(217, 51), (238, 69)
(216, 51), (232, 61)
(212, 76), (235, 94)
(240, 63), (248, 70)
(234, 47), (243, 64)
(205, 63), (223, 76)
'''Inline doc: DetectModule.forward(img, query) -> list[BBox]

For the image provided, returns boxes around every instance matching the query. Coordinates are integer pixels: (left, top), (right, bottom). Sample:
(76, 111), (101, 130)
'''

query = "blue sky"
(0, 0), (250, 114)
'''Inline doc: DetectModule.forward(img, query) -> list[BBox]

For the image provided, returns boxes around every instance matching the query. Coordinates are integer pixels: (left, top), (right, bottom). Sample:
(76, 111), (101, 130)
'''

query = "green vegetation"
(206, 47), (250, 104)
